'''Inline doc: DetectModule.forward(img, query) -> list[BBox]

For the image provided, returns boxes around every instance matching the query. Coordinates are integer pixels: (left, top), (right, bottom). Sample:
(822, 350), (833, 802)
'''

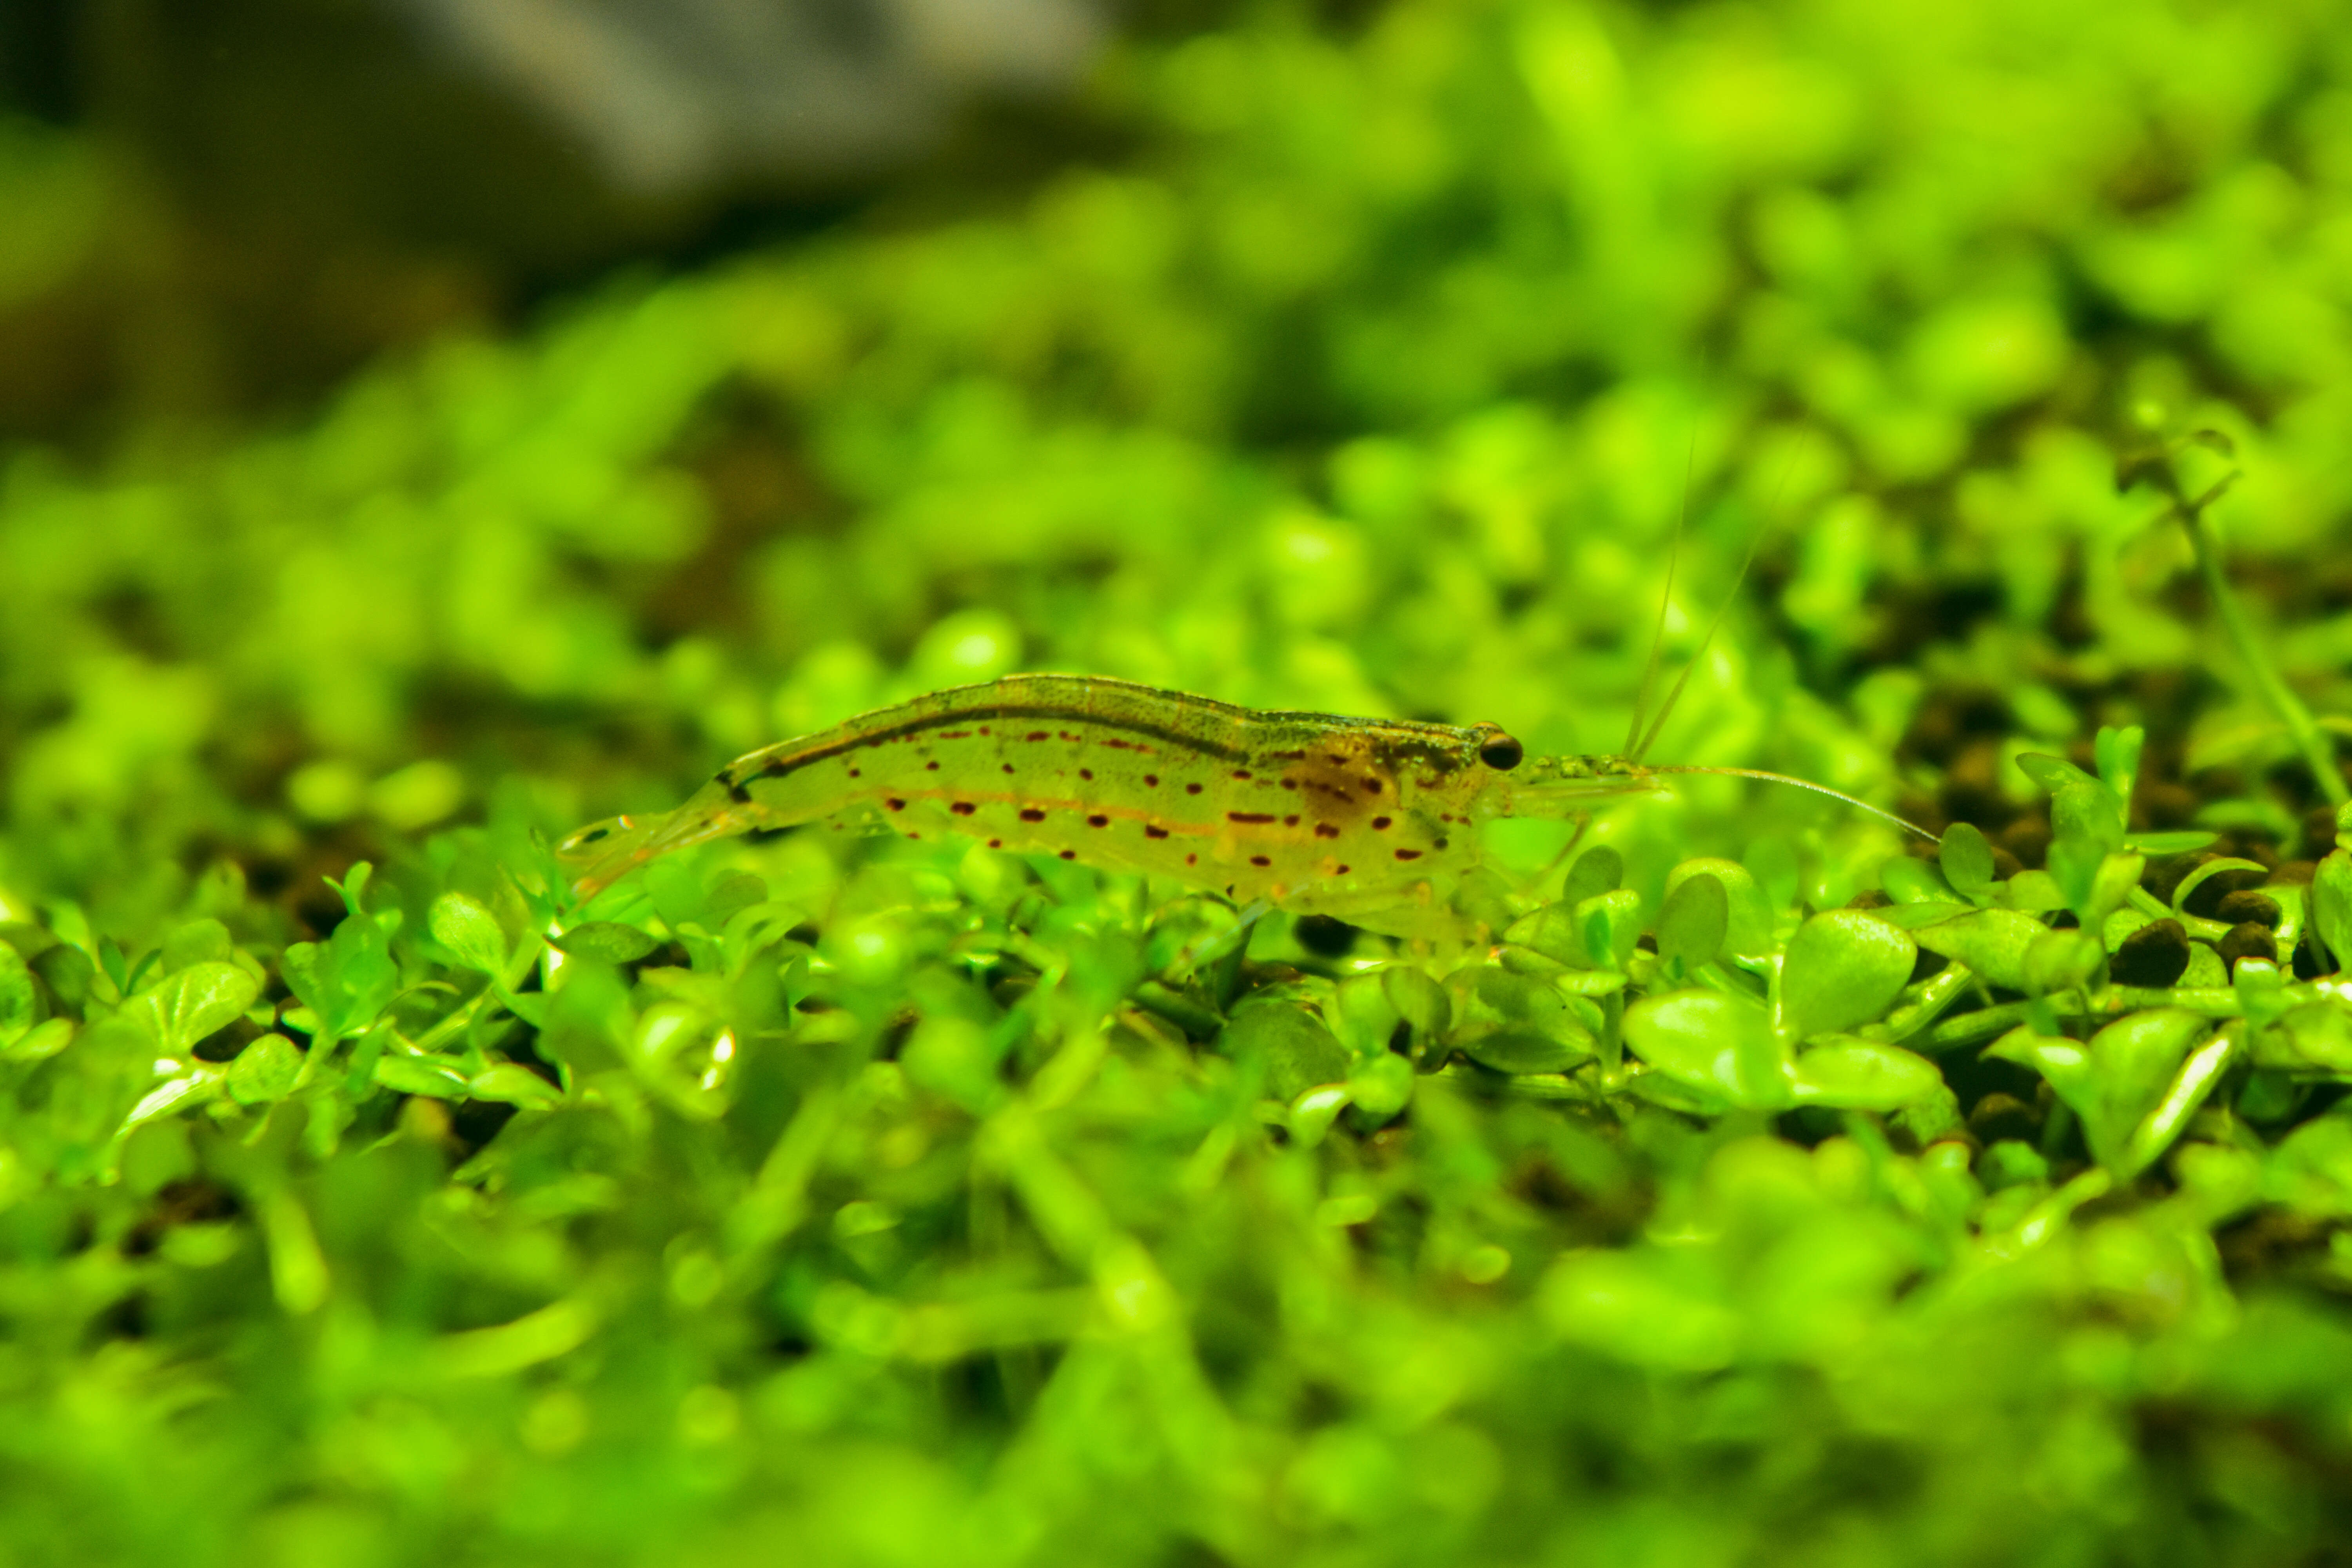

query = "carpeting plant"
(8, 0), (2352, 1563)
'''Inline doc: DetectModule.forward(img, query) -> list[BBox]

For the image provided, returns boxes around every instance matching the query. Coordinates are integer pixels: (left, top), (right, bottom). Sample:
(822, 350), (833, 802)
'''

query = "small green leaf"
(281, 905), (399, 1044)
(2, 1017), (73, 1064)
(1575, 889), (1642, 969)
(0, 941), (34, 1047)
(2125, 830), (2218, 856)
(1655, 872), (1727, 976)
(374, 1054), (471, 1098)
(1877, 901), (1975, 929)
(1458, 966), (1595, 1069)
(1223, 998), (1349, 1102)
(2084, 852), (2146, 926)
(1881, 856), (1960, 906)
(1789, 1042), (1942, 1109)
(2258, 1001), (2352, 1074)
(1560, 845), (1622, 908)
(1911, 908), (2049, 992)
(2051, 782), (2124, 856)
(551, 921), (662, 964)
(2024, 929), (2105, 996)
(2312, 850), (2352, 970)
(1996, 1009), (2216, 1175)
(430, 892), (509, 975)
(1781, 910), (1917, 1038)
(1624, 989), (1791, 1110)
(902, 1016), (1005, 1114)
(2092, 725), (2142, 815)
(1938, 823), (1997, 900)
(1662, 859), (1770, 958)
(2016, 752), (2100, 795)
(1541, 1251), (1737, 1371)
(132, 962), (261, 1058)
(704, 873), (769, 930)
(1380, 965), (1450, 1039)
(2003, 870), (2068, 912)
(160, 918), (233, 974)
(226, 1034), (305, 1105)
(468, 1063), (563, 1107)
(1347, 1051), (1414, 1118)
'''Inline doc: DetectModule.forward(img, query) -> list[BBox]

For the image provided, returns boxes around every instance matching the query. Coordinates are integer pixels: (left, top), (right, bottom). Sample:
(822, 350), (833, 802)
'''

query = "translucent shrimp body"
(559, 673), (1661, 936)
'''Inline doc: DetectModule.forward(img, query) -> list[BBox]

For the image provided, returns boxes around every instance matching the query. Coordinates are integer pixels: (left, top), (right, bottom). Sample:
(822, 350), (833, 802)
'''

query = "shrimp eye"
(1479, 735), (1524, 771)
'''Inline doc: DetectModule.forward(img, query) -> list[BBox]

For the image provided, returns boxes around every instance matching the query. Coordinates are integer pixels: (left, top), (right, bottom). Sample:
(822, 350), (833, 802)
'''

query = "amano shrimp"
(557, 672), (1928, 938)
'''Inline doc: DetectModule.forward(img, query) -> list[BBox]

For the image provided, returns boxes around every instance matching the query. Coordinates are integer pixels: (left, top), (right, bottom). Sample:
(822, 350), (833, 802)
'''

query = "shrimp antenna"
(1627, 435), (1792, 765)
(1624, 433), (1697, 759)
(1648, 764), (1942, 844)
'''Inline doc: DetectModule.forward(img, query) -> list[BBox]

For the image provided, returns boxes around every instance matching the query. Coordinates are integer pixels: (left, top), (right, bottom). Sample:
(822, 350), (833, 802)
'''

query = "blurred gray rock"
(89, 0), (1107, 265)
(403, 0), (1103, 196)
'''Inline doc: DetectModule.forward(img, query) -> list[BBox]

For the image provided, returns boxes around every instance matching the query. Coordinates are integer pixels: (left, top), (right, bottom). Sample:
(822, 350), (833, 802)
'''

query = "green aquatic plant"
(8, 0), (2352, 1561)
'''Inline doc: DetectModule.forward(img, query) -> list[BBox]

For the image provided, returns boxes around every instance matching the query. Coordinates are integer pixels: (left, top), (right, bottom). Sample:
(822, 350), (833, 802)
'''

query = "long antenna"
(1628, 437), (1794, 764)
(1650, 764), (1941, 844)
(1624, 433), (1697, 758)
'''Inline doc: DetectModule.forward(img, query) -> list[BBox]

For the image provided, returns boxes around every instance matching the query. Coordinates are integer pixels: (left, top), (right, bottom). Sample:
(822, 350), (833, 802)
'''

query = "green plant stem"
(2182, 504), (2348, 805)
(1919, 985), (2245, 1053)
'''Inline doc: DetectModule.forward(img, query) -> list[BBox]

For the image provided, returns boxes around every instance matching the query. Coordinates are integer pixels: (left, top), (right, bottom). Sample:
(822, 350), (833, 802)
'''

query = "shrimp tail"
(557, 783), (746, 900)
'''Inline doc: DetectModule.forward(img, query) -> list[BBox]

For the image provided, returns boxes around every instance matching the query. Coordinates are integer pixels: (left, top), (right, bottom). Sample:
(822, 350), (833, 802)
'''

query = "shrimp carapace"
(557, 673), (1665, 937)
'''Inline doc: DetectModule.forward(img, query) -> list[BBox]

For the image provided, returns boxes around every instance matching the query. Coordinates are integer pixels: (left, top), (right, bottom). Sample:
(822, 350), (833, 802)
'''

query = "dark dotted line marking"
(886, 798), (907, 812)
(1394, 848), (1421, 861)
(1282, 814), (1299, 827)
(1079, 768), (1094, 781)
(1313, 823), (1339, 839)
(1001, 764), (1015, 774)
(1087, 814), (1109, 828)
(1143, 773), (1159, 786)
(1250, 855), (1271, 867)
(1144, 825), (1170, 839)
(951, 802), (976, 815)
(1229, 811), (1276, 824)
(1233, 769), (1252, 780)
(1372, 816), (1392, 830)
(1185, 783), (1203, 795)
(925, 760), (940, 771)
(1059, 849), (1077, 860)
(1019, 808), (1046, 822)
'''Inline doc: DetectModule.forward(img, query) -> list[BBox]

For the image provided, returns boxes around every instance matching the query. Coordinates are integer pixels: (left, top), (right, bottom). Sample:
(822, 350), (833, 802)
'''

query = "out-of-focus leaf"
(552, 921), (662, 964)
(430, 892), (509, 975)
(1624, 989), (1790, 1110)
(131, 962), (259, 1058)
(1222, 998), (1349, 1101)
(1789, 1042), (1942, 1109)
(225, 1034), (303, 1105)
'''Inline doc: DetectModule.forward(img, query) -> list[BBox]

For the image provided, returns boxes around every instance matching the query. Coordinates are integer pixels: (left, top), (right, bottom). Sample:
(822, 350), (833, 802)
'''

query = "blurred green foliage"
(8, 0), (2352, 1563)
